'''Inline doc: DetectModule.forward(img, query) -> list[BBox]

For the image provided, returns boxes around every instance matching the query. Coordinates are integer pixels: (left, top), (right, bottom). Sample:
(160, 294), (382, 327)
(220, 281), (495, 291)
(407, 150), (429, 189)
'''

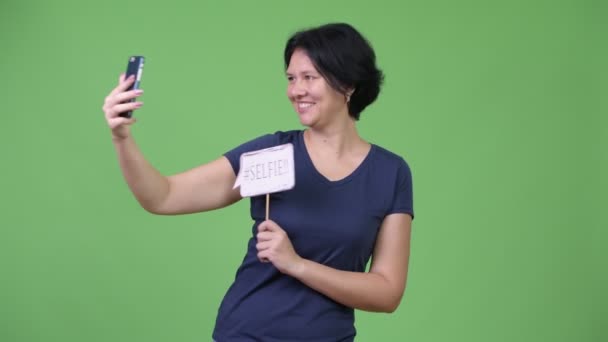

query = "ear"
(345, 88), (355, 103)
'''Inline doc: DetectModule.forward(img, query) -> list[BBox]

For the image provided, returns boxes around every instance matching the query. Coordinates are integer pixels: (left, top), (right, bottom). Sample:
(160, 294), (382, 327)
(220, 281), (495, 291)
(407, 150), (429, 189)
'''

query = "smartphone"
(119, 55), (145, 118)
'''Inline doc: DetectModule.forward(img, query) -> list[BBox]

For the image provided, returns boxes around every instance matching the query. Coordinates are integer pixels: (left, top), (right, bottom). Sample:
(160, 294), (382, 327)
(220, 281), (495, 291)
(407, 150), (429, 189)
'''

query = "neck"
(304, 118), (365, 157)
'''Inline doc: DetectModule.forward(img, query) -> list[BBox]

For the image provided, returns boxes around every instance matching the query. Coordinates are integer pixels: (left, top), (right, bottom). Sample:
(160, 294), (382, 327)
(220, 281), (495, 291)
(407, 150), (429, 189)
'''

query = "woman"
(103, 23), (413, 342)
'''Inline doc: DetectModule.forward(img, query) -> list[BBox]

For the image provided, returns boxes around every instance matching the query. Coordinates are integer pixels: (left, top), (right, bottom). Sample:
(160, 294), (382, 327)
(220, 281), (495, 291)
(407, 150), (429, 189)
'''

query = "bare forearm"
(291, 259), (404, 313)
(257, 217), (411, 313)
(113, 136), (169, 212)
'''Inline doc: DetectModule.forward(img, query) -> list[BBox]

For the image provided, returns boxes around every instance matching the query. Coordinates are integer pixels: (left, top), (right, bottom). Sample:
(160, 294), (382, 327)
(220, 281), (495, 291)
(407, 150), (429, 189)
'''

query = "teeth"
(298, 103), (313, 109)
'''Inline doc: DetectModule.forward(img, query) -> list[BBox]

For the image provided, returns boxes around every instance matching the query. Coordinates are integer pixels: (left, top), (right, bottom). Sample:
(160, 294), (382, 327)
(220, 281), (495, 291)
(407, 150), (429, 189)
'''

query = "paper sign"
(233, 143), (295, 197)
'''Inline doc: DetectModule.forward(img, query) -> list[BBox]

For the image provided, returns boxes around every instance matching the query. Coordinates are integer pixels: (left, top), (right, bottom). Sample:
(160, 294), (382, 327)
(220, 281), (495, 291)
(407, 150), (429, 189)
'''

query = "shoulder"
(370, 144), (412, 174)
(223, 130), (302, 173)
(227, 130), (301, 152)
(270, 129), (302, 145)
(368, 144), (414, 218)
(240, 130), (301, 149)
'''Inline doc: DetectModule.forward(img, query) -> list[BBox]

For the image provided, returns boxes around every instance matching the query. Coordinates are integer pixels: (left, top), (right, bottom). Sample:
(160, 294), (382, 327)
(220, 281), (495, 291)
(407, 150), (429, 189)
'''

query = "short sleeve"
(223, 134), (278, 176)
(223, 131), (301, 177)
(388, 159), (414, 219)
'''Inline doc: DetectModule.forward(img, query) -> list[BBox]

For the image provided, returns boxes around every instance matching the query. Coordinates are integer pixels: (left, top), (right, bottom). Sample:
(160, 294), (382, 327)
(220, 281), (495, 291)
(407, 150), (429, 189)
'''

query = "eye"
(286, 76), (295, 82)
(305, 75), (315, 80)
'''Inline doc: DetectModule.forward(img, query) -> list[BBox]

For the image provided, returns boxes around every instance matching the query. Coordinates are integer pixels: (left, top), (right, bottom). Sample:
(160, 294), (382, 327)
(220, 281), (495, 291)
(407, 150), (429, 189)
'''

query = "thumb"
(258, 220), (278, 233)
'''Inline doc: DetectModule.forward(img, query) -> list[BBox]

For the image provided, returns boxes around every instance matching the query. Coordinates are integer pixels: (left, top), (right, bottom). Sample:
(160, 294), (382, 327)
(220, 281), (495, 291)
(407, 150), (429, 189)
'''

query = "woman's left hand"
(256, 220), (303, 276)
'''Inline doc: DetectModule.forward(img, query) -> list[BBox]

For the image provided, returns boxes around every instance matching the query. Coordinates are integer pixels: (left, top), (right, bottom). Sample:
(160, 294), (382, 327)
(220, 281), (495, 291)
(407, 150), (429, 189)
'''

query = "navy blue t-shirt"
(213, 130), (413, 342)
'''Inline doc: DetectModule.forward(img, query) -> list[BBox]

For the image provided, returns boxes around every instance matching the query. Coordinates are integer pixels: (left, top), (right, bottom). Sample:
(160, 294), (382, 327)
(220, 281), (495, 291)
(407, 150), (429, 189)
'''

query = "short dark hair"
(284, 23), (384, 120)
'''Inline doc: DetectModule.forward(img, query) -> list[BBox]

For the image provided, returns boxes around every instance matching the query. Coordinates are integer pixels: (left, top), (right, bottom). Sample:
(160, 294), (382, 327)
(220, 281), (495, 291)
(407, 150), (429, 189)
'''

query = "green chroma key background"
(0, 0), (606, 341)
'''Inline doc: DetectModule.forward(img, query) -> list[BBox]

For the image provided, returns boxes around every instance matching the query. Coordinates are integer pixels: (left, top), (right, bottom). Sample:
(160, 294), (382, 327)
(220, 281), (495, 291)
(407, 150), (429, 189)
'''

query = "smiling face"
(286, 49), (350, 128)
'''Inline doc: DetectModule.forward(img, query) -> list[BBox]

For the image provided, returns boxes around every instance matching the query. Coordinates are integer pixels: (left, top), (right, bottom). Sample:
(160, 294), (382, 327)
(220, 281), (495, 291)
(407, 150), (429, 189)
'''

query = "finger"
(256, 240), (271, 251)
(107, 101), (143, 119)
(112, 89), (144, 104)
(103, 89), (143, 115)
(257, 251), (270, 263)
(258, 223), (270, 233)
(258, 220), (279, 233)
(106, 102), (142, 120)
(109, 74), (136, 97)
(256, 231), (273, 242)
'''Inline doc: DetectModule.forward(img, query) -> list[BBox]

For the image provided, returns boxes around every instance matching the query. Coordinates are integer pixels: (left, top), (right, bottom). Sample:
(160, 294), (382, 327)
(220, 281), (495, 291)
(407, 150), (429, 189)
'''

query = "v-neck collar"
(297, 130), (375, 186)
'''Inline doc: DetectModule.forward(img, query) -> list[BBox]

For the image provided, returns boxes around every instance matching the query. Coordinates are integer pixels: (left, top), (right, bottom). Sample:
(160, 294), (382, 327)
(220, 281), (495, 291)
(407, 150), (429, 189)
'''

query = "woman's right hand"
(102, 74), (144, 140)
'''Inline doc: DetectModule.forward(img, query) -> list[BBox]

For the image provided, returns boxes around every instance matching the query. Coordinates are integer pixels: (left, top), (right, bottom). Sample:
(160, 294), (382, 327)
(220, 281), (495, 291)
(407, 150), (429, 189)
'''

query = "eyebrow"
(285, 70), (318, 76)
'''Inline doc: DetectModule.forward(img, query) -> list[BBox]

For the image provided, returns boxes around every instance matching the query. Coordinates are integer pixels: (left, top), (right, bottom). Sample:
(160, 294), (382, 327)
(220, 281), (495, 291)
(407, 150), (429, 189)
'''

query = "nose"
(288, 80), (307, 99)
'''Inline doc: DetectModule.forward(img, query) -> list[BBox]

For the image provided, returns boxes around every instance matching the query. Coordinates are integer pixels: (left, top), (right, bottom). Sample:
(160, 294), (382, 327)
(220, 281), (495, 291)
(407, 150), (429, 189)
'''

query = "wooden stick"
(265, 193), (270, 220)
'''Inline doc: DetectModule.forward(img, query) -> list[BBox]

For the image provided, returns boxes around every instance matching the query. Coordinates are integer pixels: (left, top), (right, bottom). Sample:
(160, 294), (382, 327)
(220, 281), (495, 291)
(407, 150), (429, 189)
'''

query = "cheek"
(319, 82), (339, 99)
(319, 87), (340, 106)
(286, 85), (295, 100)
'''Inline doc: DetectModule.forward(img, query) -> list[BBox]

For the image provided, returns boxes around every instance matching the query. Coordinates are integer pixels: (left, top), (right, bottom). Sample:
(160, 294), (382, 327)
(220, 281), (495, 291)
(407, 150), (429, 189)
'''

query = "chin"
(298, 119), (314, 128)
(296, 112), (317, 127)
